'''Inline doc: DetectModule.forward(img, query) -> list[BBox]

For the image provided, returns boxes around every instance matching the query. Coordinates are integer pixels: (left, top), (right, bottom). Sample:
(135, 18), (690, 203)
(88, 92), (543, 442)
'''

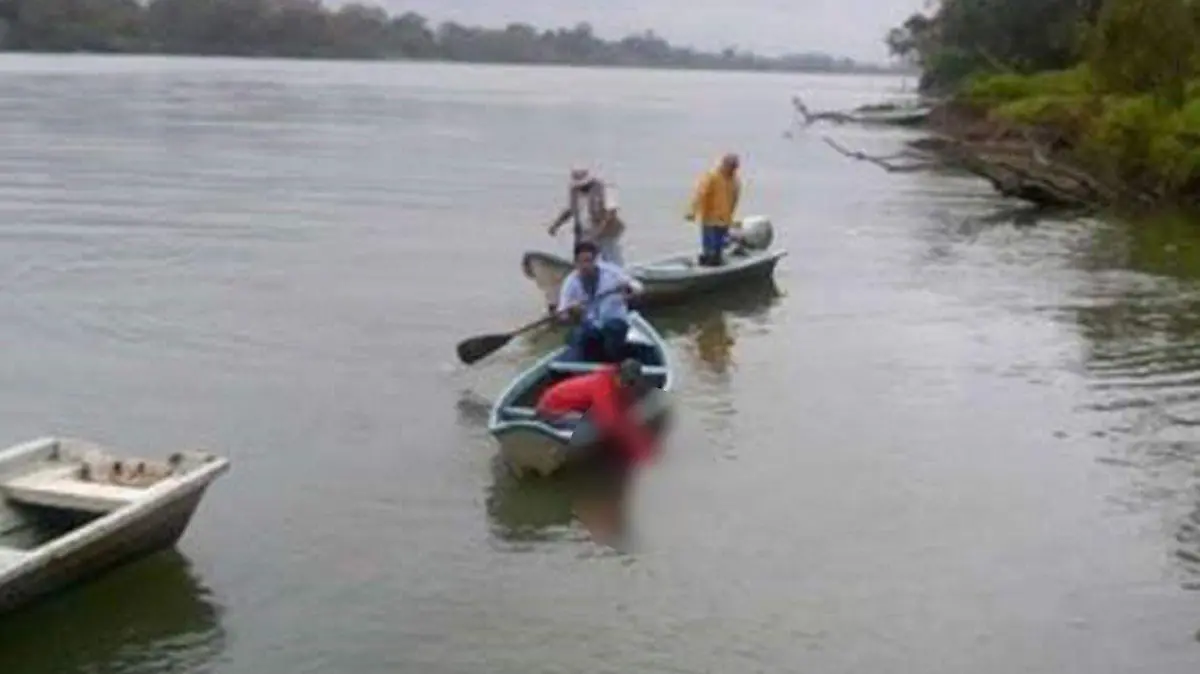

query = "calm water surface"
(0, 55), (1197, 673)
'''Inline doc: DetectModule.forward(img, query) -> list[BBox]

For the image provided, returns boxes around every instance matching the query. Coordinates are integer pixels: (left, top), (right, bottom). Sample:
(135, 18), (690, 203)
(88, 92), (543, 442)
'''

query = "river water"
(0, 54), (1196, 673)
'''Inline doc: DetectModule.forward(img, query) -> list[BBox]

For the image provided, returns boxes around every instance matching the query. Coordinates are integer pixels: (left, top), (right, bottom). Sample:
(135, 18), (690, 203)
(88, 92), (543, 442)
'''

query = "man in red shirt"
(536, 358), (657, 464)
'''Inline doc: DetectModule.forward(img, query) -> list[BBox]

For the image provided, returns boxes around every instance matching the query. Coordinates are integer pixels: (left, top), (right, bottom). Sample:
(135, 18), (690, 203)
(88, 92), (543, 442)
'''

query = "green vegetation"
(887, 0), (1200, 207)
(0, 0), (895, 74)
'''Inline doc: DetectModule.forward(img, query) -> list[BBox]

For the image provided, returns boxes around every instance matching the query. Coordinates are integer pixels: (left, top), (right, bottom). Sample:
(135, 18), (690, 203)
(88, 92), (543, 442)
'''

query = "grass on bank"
(958, 66), (1200, 201)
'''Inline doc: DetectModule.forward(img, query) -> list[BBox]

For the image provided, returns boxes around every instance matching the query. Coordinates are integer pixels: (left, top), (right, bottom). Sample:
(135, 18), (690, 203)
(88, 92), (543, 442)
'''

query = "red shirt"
(536, 367), (655, 462)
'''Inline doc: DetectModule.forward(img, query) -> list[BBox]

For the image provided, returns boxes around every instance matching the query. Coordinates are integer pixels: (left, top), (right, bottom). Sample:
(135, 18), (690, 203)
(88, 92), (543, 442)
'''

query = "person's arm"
(611, 265), (645, 296)
(596, 185), (620, 237)
(556, 274), (583, 320)
(549, 206), (572, 235)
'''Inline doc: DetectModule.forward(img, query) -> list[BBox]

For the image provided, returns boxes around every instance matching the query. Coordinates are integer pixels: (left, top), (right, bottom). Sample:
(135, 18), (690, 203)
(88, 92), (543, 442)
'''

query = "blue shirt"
(557, 261), (643, 327)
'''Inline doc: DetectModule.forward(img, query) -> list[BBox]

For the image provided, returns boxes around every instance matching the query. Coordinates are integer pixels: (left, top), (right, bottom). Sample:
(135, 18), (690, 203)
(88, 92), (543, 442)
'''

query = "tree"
(888, 0), (1107, 91)
(1087, 0), (1197, 103)
(389, 11), (435, 58)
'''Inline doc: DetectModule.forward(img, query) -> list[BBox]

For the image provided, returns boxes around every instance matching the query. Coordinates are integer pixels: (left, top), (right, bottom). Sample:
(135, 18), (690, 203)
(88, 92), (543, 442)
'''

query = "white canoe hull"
(0, 437), (229, 615)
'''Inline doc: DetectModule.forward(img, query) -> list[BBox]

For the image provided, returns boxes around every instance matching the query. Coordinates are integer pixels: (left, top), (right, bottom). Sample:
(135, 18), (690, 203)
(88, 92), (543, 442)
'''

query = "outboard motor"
(737, 215), (774, 251)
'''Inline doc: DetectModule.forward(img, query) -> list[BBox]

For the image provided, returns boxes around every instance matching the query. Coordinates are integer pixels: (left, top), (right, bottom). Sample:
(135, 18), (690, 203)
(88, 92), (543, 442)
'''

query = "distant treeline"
(0, 0), (902, 74)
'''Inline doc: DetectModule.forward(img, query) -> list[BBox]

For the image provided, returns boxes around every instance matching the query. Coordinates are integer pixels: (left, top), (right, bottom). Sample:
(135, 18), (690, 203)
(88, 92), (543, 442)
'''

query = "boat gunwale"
(631, 248), (788, 280)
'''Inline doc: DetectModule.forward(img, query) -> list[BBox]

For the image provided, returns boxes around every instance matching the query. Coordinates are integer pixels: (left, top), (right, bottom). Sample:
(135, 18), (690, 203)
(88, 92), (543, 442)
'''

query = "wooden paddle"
(456, 285), (628, 365)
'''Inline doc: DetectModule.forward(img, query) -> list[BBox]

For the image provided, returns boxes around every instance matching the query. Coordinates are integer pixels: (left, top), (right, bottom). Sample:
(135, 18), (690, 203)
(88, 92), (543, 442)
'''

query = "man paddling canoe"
(556, 240), (644, 363)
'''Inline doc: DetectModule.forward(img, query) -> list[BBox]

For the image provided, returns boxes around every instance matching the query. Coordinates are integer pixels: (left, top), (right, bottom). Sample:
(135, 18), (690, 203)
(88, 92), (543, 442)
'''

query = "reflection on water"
(690, 312), (736, 375)
(648, 278), (784, 338)
(652, 281), (783, 448)
(0, 550), (225, 674)
(514, 276), (785, 364)
(1067, 212), (1200, 592)
(1178, 500), (1200, 589)
(455, 387), (636, 551)
(454, 387), (494, 427)
(484, 455), (632, 551)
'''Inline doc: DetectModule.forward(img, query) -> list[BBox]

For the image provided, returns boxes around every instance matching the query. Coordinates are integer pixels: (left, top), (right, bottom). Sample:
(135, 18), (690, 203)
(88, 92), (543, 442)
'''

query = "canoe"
(488, 311), (674, 478)
(0, 437), (229, 615)
(518, 230), (782, 309)
(849, 106), (931, 125)
(523, 214), (784, 311)
(523, 246), (786, 311)
(846, 105), (933, 126)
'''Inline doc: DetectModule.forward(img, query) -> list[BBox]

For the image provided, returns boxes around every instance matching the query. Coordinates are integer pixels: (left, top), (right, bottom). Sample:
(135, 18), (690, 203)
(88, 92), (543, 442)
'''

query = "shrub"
(993, 94), (1095, 137)
(1081, 95), (1200, 193)
(962, 66), (1094, 106)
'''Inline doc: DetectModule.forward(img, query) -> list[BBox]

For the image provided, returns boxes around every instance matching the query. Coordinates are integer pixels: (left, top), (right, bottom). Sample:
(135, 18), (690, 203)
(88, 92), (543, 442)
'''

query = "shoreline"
(813, 92), (1198, 219)
(0, 49), (913, 78)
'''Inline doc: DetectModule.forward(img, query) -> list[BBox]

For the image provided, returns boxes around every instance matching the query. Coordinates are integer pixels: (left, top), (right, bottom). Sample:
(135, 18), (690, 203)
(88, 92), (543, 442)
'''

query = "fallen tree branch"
(796, 90), (1164, 211)
(822, 133), (1095, 209)
(792, 96), (856, 126)
(821, 137), (938, 172)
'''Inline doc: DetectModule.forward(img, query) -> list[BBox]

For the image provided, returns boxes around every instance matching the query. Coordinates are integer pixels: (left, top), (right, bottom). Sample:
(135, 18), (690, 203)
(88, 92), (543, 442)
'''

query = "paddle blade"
(456, 333), (512, 365)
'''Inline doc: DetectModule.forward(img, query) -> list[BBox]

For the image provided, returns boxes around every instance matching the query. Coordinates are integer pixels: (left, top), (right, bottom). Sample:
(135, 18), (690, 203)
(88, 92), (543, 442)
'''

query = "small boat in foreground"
(0, 437), (229, 614)
(488, 312), (675, 477)
(522, 216), (786, 311)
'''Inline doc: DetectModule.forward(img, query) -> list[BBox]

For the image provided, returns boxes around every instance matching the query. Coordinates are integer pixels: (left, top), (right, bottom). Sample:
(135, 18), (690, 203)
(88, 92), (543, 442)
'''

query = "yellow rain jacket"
(687, 169), (740, 227)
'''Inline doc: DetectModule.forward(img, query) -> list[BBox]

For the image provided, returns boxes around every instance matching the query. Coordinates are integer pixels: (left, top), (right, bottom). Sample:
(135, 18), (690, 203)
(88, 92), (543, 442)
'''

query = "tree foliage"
(887, 0), (1106, 92)
(888, 0), (1200, 205)
(0, 0), (896, 73)
(1085, 0), (1198, 104)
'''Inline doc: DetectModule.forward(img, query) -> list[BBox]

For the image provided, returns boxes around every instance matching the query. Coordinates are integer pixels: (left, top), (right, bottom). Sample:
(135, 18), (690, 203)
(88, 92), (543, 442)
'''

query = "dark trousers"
(699, 225), (729, 266)
(565, 318), (629, 363)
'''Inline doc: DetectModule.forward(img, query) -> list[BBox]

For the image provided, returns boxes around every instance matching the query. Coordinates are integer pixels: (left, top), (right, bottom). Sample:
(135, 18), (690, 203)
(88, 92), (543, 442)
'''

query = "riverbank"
(818, 71), (1200, 218)
(947, 66), (1199, 210)
(874, 0), (1200, 217)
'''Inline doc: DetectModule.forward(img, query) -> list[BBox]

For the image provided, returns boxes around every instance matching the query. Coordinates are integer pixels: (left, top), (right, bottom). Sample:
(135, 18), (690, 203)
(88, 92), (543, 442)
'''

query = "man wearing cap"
(535, 358), (657, 465)
(549, 168), (625, 266)
(556, 240), (644, 363)
(686, 153), (743, 266)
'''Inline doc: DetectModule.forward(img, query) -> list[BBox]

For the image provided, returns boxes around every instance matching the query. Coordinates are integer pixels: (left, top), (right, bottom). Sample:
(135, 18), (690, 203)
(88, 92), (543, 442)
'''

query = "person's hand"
(552, 303), (576, 322)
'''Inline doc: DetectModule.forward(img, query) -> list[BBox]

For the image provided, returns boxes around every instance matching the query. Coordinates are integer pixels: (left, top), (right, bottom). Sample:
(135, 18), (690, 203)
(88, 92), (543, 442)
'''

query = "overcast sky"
(351, 1), (928, 62)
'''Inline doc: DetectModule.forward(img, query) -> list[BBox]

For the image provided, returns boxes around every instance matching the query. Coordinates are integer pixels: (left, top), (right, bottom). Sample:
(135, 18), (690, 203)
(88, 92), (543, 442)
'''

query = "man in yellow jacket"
(686, 153), (742, 266)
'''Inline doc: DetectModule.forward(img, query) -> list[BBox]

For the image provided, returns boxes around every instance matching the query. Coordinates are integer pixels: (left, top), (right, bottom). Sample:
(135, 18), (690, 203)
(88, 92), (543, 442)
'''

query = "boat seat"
(547, 361), (668, 376)
(1, 466), (146, 514)
(504, 407), (583, 423)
